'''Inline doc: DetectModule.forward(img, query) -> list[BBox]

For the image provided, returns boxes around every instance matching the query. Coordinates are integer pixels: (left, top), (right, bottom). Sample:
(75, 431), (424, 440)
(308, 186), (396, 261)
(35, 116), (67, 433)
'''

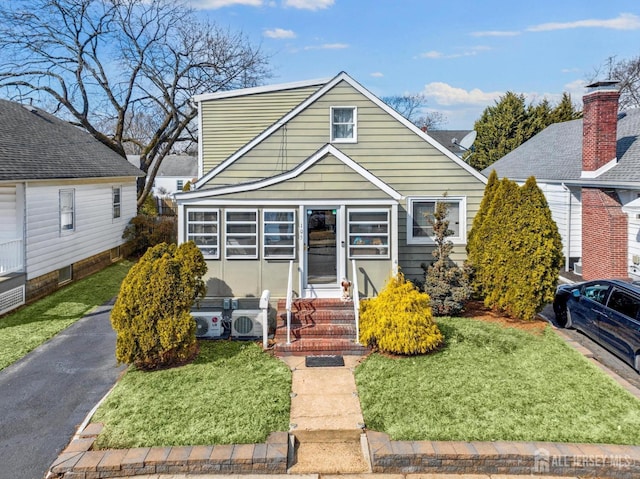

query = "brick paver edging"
(48, 424), (288, 478)
(367, 431), (640, 478)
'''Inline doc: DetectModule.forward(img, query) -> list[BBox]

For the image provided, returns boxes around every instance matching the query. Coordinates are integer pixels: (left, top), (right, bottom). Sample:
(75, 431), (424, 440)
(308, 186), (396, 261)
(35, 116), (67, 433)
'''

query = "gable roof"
(484, 109), (640, 187)
(0, 99), (143, 182)
(177, 144), (403, 200)
(194, 72), (487, 189)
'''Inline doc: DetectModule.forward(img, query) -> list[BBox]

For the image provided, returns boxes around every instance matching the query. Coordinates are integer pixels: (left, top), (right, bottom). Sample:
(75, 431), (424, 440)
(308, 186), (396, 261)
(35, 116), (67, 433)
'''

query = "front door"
(305, 208), (339, 291)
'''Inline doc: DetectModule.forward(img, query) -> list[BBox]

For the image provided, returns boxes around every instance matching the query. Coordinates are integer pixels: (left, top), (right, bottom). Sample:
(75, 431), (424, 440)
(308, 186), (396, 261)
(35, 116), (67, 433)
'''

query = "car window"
(581, 283), (610, 305)
(607, 289), (640, 319)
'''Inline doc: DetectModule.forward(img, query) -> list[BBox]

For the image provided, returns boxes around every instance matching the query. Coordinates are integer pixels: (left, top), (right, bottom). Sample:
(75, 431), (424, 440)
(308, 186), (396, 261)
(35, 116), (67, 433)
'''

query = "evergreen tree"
(468, 91), (581, 170)
(467, 169), (499, 275)
(423, 200), (471, 316)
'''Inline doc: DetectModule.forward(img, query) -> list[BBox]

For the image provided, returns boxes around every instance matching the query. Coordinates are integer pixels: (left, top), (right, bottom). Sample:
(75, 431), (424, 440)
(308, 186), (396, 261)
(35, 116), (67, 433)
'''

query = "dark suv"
(554, 279), (640, 372)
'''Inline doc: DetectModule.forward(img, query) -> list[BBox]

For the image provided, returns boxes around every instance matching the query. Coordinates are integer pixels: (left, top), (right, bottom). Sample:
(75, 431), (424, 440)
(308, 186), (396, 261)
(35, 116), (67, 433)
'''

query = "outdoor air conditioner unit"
(231, 309), (264, 338)
(192, 311), (224, 339)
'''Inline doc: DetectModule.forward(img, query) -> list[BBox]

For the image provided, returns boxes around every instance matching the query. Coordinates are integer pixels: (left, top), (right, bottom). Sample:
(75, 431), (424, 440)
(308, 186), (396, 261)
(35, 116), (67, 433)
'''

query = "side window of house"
(330, 106), (357, 143)
(186, 209), (219, 259)
(60, 189), (75, 233)
(407, 197), (465, 244)
(112, 187), (121, 219)
(177, 180), (184, 191)
(348, 209), (389, 258)
(263, 210), (295, 259)
(607, 289), (640, 319)
(225, 209), (258, 259)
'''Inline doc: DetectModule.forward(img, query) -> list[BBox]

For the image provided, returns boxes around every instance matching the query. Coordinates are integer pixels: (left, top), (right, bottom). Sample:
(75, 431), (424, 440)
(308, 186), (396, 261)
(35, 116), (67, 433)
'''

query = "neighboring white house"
(128, 154), (198, 197)
(486, 81), (640, 281)
(0, 100), (143, 314)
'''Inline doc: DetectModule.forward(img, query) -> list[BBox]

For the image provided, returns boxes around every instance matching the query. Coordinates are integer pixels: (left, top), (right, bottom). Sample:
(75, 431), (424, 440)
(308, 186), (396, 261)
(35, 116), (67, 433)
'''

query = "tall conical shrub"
(111, 242), (207, 369)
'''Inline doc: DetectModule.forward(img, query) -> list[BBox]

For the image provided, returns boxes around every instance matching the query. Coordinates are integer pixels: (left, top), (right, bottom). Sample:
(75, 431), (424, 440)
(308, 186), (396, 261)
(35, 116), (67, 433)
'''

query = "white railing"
(285, 260), (294, 344)
(351, 259), (360, 344)
(259, 289), (270, 350)
(0, 238), (24, 275)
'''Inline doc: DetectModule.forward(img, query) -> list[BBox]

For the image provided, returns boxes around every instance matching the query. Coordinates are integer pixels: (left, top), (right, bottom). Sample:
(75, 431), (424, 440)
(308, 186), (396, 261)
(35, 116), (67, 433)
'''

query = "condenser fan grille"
(233, 315), (254, 335)
(195, 317), (209, 336)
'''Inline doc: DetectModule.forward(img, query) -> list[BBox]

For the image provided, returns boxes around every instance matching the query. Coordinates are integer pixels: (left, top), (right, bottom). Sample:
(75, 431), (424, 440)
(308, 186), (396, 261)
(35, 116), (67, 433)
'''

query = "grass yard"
(92, 341), (292, 449)
(355, 316), (640, 445)
(0, 260), (132, 370)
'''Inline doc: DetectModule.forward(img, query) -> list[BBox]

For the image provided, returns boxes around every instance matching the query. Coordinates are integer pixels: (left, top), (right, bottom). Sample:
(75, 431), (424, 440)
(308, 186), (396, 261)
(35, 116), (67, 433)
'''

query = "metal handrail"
(351, 259), (360, 344)
(0, 238), (23, 274)
(285, 260), (294, 344)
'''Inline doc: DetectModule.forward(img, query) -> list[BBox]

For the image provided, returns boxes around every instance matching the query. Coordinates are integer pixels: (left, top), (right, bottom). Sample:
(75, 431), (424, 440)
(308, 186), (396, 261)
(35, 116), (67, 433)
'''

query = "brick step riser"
(277, 312), (356, 322)
(275, 325), (356, 338)
(276, 300), (355, 311)
(273, 338), (368, 357)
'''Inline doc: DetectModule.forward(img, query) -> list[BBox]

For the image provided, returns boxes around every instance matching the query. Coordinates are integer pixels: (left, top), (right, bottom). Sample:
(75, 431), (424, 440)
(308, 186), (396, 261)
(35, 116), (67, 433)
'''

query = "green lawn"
(0, 260), (132, 370)
(355, 316), (640, 445)
(92, 341), (292, 449)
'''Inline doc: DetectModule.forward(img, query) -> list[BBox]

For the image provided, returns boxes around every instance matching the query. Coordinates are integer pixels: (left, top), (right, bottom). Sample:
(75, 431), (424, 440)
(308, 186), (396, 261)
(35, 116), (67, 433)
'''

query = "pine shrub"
(111, 242), (207, 370)
(359, 273), (443, 355)
(423, 199), (471, 316)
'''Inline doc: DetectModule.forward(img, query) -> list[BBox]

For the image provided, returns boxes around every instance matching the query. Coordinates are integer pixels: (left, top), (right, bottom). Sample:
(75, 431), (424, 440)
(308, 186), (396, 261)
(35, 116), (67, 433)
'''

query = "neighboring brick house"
(486, 81), (640, 281)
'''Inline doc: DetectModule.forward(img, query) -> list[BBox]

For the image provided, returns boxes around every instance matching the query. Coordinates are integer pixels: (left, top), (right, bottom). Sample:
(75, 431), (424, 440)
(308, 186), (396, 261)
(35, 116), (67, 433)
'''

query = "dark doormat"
(305, 355), (345, 367)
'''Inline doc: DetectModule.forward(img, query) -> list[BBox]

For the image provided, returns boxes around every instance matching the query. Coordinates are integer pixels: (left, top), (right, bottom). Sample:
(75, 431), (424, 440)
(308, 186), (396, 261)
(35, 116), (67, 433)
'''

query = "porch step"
(275, 338), (368, 357)
(274, 298), (368, 357)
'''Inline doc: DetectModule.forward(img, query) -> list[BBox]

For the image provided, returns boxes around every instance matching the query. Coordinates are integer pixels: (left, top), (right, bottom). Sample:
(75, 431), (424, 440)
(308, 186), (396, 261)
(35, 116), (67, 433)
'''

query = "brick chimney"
(580, 80), (628, 280)
(582, 80), (620, 174)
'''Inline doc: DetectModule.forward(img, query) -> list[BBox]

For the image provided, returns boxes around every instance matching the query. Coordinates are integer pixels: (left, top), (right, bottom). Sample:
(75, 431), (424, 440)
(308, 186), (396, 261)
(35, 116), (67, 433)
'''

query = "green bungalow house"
(175, 72), (486, 353)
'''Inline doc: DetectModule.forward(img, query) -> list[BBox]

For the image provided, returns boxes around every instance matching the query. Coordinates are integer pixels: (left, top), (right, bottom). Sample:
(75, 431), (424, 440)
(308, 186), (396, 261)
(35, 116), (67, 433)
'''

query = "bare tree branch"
(0, 0), (270, 207)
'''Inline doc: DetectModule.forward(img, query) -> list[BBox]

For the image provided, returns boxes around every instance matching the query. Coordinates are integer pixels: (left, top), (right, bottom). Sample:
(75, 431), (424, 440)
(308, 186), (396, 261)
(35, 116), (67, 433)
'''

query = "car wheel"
(555, 302), (568, 327)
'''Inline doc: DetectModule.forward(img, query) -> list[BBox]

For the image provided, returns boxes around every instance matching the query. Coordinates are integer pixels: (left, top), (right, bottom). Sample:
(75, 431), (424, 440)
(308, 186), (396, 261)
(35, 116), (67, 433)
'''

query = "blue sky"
(190, 0), (640, 129)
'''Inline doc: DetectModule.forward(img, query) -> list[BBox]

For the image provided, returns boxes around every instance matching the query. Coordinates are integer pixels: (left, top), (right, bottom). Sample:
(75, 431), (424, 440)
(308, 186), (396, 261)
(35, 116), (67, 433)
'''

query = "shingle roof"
(483, 109), (640, 186)
(155, 155), (198, 177)
(427, 130), (472, 156)
(0, 99), (143, 181)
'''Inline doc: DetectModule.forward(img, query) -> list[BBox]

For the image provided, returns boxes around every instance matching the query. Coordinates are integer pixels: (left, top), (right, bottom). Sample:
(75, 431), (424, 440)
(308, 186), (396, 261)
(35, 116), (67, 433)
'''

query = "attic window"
(330, 107), (357, 143)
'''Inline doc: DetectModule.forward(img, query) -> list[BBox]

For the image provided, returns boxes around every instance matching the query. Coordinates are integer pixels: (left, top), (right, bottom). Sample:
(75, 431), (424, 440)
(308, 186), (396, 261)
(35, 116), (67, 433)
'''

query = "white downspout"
(561, 183), (571, 272)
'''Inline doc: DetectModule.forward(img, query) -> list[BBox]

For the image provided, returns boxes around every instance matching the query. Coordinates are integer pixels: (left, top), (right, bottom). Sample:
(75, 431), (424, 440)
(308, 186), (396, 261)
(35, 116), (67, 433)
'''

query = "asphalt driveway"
(0, 300), (125, 479)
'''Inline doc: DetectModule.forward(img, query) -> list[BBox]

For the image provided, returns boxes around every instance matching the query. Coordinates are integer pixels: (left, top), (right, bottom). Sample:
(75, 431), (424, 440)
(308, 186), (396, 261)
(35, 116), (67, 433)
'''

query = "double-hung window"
(225, 209), (258, 259)
(348, 209), (389, 258)
(263, 210), (296, 259)
(60, 189), (75, 233)
(407, 197), (466, 244)
(112, 187), (121, 219)
(187, 209), (219, 259)
(330, 106), (357, 143)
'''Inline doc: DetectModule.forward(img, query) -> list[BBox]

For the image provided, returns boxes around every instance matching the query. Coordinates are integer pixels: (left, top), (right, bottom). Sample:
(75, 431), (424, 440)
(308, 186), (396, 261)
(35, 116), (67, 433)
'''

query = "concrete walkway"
(282, 356), (370, 474)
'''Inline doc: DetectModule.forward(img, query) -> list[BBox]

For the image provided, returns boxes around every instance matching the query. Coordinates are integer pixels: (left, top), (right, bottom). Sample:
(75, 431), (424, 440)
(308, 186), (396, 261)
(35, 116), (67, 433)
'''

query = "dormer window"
(330, 106), (357, 143)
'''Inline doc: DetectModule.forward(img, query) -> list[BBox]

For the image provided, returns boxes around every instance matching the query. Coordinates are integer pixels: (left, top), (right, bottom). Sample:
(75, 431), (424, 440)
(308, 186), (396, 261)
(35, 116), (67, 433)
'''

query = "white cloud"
(419, 46), (491, 60)
(304, 43), (348, 50)
(527, 13), (640, 32)
(422, 82), (503, 106)
(264, 28), (296, 39)
(370, 72), (384, 78)
(189, 0), (262, 9)
(470, 30), (520, 37)
(284, 0), (334, 10)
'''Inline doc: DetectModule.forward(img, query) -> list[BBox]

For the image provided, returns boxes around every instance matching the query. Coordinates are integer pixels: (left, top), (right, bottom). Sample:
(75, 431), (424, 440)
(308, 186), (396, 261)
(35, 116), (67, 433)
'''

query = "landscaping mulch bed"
(461, 300), (548, 335)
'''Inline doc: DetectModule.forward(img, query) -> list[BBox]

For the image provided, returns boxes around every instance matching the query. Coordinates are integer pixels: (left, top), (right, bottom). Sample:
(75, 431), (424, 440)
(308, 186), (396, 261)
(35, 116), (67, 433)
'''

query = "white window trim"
(407, 196), (467, 245)
(112, 186), (122, 220)
(330, 106), (357, 143)
(263, 209), (296, 260)
(59, 188), (75, 234)
(225, 209), (259, 259)
(347, 208), (390, 259)
(186, 208), (220, 259)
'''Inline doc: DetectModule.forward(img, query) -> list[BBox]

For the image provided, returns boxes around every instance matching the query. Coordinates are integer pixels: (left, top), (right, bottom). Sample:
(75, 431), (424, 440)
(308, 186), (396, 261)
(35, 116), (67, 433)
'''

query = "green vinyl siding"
(196, 77), (487, 287)
(200, 85), (322, 172)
